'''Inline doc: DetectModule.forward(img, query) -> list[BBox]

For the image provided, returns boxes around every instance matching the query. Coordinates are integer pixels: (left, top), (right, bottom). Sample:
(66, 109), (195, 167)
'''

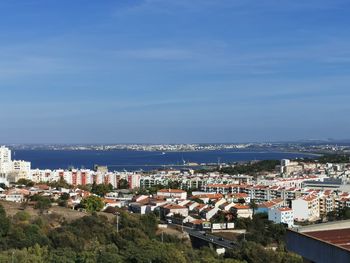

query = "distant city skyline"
(1, 0), (350, 143)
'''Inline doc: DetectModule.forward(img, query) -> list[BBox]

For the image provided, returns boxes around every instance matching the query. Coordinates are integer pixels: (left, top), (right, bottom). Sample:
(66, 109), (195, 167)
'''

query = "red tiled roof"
(303, 195), (318, 202)
(192, 193), (223, 199)
(158, 189), (186, 193)
(278, 207), (292, 212)
(163, 204), (187, 210)
(191, 219), (203, 225)
(233, 204), (250, 210)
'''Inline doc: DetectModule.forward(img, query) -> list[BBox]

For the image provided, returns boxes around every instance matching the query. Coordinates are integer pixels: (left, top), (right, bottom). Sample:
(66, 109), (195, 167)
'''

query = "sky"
(0, 0), (350, 144)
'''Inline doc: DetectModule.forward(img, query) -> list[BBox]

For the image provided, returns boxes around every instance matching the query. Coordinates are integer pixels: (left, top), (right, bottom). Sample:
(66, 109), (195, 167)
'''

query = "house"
(231, 204), (253, 218)
(188, 219), (204, 229)
(5, 188), (30, 202)
(200, 207), (219, 220)
(227, 193), (250, 203)
(214, 198), (227, 208)
(157, 189), (187, 200)
(192, 203), (208, 213)
(255, 198), (284, 214)
(183, 201), (200, 211)
(129, 202), (152, 214)
(219, 202), (235, 211)
(268, 207), (294, 228)
(191, 193), (223, 204)
(103, 198), (122, 209)
(162, 204), (189, 217)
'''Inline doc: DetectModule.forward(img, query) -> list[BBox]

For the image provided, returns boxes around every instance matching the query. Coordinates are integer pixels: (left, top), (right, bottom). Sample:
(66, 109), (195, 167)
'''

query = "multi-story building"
(268, 207), (294, 227)
(127, 173), (141, 189)
(292, 195), (320, 221)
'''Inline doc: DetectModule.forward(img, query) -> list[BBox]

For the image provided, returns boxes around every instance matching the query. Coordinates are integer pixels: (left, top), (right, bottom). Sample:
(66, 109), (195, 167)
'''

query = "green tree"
(16, 178), (35, 187)
(81, 195), (104, 212)
(0, 205), (10, 237)
(91, 183), (113, 197)
(57, 192), (70, 207)
(118, 179), (129, 189)
(30, 195), (52, 211)
(249, 200), (258, 215)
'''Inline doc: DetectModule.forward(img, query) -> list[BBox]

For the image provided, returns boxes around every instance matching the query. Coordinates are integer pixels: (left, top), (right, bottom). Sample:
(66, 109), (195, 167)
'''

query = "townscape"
(1, 144), (350, 260)
(2, 0), (350, 262)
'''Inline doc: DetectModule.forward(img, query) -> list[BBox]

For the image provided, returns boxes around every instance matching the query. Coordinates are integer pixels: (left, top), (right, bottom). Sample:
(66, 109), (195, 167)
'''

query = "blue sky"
(0, 0), (350, 143)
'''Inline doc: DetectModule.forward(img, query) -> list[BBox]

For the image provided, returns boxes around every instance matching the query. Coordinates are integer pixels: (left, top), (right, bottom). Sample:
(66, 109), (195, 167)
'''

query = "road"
(168, 223), (237, 249)
(186, 228), (237, 249)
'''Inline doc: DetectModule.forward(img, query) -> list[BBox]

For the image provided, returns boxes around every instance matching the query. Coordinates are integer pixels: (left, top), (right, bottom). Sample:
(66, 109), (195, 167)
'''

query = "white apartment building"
(0, 146), (33, 185)
(11, 160), (31, 181)
(0, 146), (12, 174)
(268, 207), (294, 228)
(292, 195), (320, 221)
(127, 173), (141, 189)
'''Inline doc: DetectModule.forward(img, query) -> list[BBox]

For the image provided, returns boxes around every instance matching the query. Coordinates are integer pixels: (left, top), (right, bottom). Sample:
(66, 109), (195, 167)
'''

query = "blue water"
(12, 150), (316, 171)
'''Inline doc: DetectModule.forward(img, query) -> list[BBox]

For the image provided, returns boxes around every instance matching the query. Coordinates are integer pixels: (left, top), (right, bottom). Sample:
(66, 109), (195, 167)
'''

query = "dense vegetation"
(317, 154), (350, 164)
(0, 204), (302, 263)
(0, 204), (233, 262)
(326, 207), (350, 221)
(220, 160), (280, 175)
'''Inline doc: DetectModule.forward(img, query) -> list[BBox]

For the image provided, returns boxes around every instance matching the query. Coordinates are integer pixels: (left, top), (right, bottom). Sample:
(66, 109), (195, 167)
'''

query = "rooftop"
(304, 229), (350, 251)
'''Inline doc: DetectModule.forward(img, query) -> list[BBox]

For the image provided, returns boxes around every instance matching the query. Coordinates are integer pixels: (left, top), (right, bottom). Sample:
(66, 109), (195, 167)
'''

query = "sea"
(12, 149), (318, 171)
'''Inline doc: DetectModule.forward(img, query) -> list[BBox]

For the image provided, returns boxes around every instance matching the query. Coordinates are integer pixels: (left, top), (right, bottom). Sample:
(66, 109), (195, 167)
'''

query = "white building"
(157, 189), (187, 200)
(0, 146), (12, 174)
(268, 207), (294, 228)
(127, 173), (141, 189)
(292, 195), (320, 221)
(0, 146), (34, 185)
(11, 160), (31, 181)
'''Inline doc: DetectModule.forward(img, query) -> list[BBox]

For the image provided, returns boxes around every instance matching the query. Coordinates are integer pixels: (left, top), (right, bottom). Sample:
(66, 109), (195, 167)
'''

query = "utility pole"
(116, 212), (119, 233)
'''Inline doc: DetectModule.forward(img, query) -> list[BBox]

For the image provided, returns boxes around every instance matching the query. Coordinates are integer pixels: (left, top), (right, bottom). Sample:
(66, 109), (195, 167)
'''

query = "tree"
(238, 198), (246, 204)
(118, 179), (129, 189)
(48, 177), (71, 189)
(249, 200), (258, 215)
(81, 196), (104, 212)
(17, 178), (35, 187)
(57, 193), (70, 207)
(30, 195), (52, 211)
(91, 183), (113, 197)
(0, 205), (10, 237)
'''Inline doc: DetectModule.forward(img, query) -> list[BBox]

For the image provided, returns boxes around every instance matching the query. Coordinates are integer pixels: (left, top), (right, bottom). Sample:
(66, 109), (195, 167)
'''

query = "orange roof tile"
(158, 189), (186, 193)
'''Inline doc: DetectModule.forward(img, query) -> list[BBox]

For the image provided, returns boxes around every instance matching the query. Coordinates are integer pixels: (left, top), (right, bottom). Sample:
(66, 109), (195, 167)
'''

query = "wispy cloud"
(115, 0), (347, 16)
(114, 47), (194, 60)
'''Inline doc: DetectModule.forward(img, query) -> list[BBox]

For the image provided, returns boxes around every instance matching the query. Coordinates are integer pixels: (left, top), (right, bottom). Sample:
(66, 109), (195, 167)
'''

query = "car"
(218, 237), (224, 241)
(203, 233), (207, 236)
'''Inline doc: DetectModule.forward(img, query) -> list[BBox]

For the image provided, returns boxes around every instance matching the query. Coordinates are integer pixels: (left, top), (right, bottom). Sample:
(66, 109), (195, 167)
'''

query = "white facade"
(0, 146), (12, 174)
(0, 146), (34, 184)
(157, 189), (187, 200)
(127, 173), (141, 189)
(268, 207), (294, 228)
(292, 195), (319, 221)
(12, 160), (31, 180)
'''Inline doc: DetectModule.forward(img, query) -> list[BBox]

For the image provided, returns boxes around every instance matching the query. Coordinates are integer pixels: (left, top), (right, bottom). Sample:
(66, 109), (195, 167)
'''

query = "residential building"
(268, 207), (294, 227)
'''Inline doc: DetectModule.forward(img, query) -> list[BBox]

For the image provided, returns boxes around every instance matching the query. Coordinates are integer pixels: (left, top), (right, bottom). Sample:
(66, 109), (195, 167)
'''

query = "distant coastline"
(13, 149), (317, 171)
